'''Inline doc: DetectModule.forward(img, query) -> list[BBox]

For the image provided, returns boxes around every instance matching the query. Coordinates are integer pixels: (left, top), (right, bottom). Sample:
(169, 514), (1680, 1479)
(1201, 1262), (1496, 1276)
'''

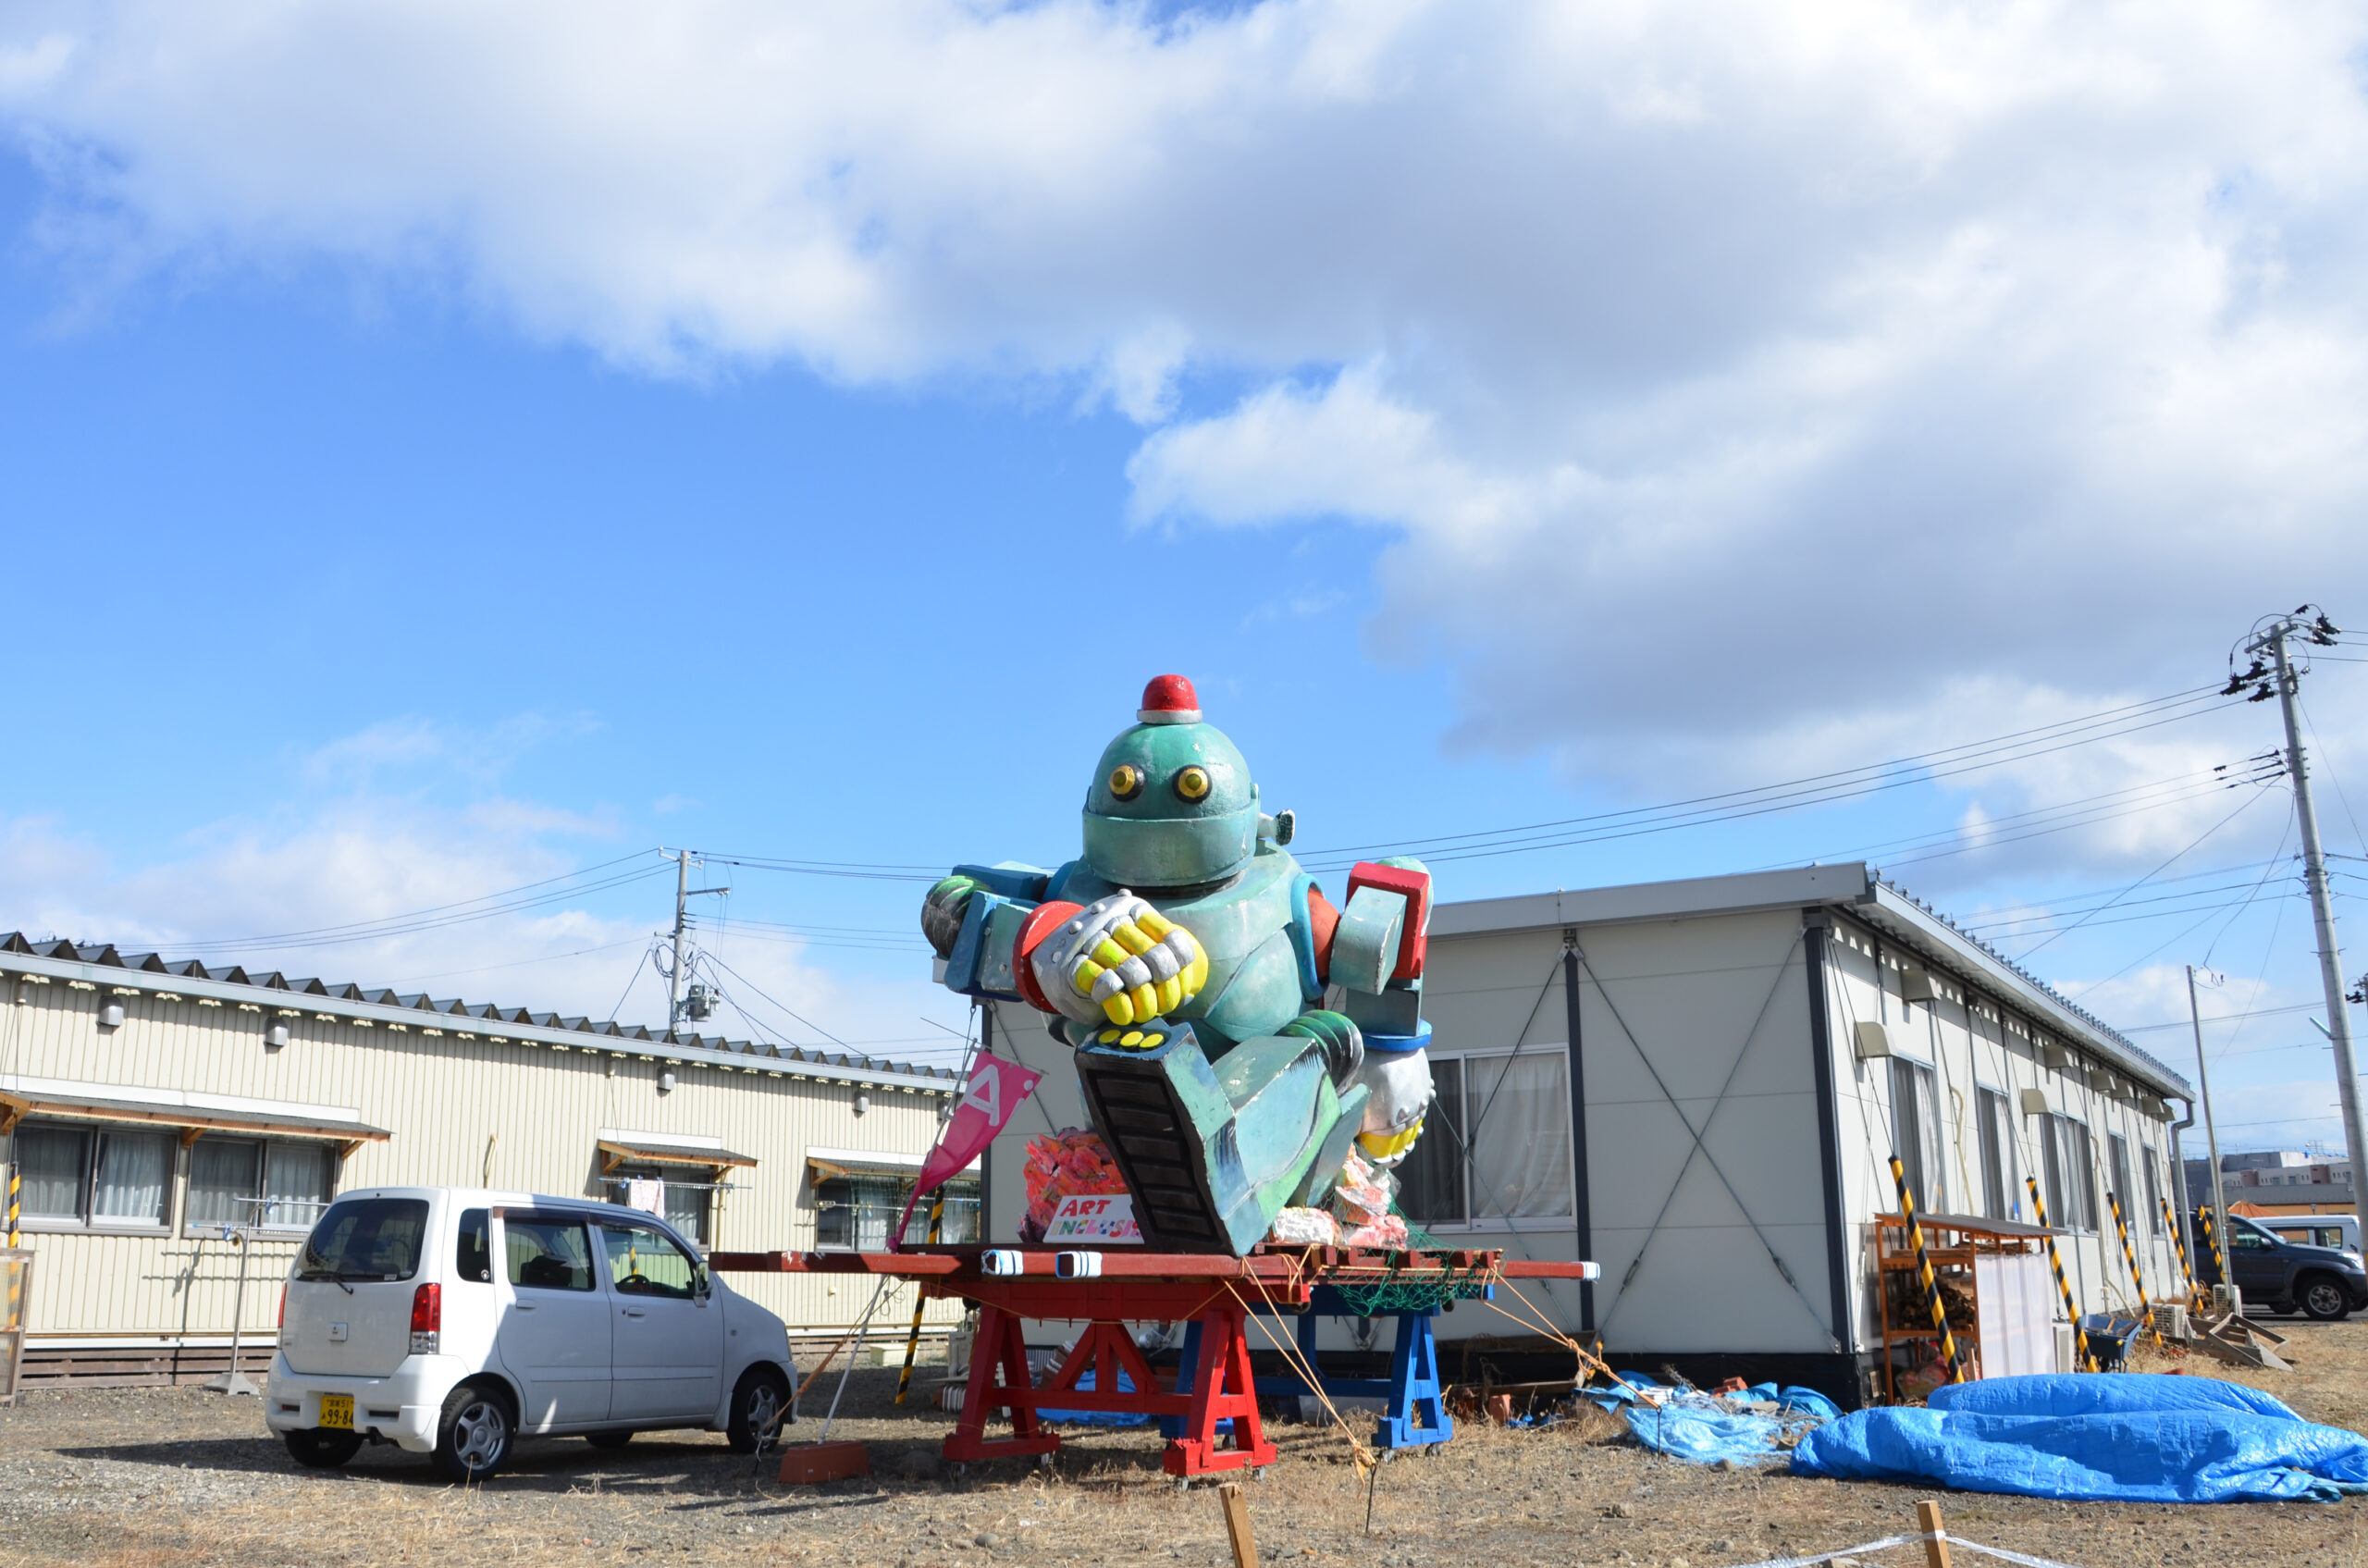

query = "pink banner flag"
(892, 1051), (1043, 1249)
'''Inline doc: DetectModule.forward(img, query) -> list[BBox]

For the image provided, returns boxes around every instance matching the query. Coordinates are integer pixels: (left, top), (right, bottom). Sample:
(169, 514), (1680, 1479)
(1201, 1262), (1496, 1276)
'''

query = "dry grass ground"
(5, 1323), (2368, 1568)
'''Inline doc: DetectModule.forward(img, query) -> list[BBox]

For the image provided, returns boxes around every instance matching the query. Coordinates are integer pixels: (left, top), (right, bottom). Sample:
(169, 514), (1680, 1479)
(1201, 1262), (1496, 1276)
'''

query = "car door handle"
(513, 1301), (537, 1312)
(622, 1307), (647, 1318)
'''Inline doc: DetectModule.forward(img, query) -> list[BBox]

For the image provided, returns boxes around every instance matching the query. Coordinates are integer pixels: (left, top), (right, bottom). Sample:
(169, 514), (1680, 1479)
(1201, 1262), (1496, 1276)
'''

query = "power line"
(2016, 790), (2265, 962)
(1294, 685), (2233, 870)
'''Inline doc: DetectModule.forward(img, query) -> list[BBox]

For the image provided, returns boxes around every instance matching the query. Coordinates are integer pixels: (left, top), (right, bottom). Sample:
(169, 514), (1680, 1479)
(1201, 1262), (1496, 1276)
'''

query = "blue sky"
(3, 1), (2367, 1153)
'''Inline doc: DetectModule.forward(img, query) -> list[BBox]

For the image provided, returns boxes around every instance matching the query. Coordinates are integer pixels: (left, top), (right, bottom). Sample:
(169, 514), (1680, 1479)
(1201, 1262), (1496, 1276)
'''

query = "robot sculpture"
(922, 674), (1436, 1254)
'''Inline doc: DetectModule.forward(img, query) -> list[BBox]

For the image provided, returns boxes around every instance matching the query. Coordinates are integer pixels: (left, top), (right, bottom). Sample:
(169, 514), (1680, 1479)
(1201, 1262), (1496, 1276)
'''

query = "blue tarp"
(1793, 1374), (2368, 1503)
(1038, 1368), (1153, 1426)
(1580, 1377), (1841, 1465)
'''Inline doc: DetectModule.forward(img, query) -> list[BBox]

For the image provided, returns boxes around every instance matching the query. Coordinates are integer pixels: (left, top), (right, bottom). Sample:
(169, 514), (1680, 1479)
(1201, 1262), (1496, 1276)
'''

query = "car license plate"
(319, 1394), (353, 1430)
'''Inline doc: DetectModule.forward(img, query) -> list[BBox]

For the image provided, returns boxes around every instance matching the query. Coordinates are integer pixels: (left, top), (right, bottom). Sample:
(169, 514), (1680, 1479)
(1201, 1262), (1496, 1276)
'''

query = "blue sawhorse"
(1166, 1285), (1457, 1451)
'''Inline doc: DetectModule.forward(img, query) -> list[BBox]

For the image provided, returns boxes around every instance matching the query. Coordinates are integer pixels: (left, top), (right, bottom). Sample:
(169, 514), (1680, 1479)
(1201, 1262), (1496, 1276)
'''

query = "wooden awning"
(598, 1137), (758, 1175)
(804, 1145), (979, 1182)
(0, 1076), (389, 1156)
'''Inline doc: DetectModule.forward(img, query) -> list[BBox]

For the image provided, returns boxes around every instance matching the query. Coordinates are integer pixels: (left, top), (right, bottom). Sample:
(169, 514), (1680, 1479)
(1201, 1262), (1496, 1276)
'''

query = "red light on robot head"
(1138, 674), (1202, 726)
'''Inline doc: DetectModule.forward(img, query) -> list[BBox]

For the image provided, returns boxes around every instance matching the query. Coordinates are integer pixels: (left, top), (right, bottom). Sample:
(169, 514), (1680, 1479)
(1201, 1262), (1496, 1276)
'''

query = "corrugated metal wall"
(1822, 918), (2184, 1354)
(0, 979), (960, 1348)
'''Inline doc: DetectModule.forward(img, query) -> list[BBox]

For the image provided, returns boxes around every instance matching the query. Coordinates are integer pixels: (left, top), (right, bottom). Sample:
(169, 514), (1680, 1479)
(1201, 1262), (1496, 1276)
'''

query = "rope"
(1727, 1532), (2089, 1568)
(1224, 1281), (1375, 1476)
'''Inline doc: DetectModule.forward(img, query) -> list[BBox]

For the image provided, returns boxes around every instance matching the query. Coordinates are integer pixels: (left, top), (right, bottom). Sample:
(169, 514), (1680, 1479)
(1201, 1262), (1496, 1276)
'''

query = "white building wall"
(1, 975), (959, 1354)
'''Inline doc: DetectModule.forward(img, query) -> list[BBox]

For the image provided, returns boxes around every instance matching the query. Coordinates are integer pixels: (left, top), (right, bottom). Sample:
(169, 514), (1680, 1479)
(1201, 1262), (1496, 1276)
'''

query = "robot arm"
(1318, 859), (1436, 1168)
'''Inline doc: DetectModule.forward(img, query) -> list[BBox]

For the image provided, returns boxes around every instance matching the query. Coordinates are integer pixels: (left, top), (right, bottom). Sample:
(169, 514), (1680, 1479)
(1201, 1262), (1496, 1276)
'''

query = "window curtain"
(1891, 1059), (1943, 1213)
(1464, 1051), (1572, 1220)
(262, 1143), (333, 1228)
(187, 1139), (260, 1228)
(661, 1181), (709, 1246)
(1976, 1089), (2007, 1221)
(92, 1131), (172, 1225)
(16, 1126), (87, 1220)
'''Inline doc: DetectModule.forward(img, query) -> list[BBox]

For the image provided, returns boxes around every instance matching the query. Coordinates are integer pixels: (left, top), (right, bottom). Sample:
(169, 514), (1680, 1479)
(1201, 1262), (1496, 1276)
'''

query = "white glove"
(1030, 892), (1210, 1028)
(1350, 1048), (1434, 1167)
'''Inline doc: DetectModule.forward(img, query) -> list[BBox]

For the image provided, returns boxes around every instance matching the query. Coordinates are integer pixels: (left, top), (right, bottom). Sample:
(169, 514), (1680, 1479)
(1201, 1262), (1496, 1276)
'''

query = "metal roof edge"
(0, 946), (956, 1096)
(1431, 862), (1875, 939)
(1852, 882), (2192, 1100)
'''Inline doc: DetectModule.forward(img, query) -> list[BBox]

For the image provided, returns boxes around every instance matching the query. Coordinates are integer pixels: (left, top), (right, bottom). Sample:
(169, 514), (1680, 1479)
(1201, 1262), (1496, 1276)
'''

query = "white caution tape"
(1726, 1530), (2086, 1568)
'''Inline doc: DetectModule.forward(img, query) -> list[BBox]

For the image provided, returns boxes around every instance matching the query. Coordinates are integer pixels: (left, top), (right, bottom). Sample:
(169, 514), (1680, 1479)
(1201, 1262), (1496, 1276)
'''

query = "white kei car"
(265, 1187), (796, 1482)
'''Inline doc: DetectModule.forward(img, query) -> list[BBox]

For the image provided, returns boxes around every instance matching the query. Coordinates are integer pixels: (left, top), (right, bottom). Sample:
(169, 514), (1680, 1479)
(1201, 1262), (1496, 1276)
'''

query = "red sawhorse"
(941, 1281), (1285, 1476)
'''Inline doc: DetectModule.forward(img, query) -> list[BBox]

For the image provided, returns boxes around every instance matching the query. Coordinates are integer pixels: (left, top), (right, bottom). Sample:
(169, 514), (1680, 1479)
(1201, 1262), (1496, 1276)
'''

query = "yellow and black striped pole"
(6, 1158), (18, 1248)
(894, 1186), (946, 1404)
(2197, 1204), (2229, 1308)
(2159, 1195), (2194, 1302)
(2026, 1176), (2094, 1373)
(1888, 1155), (1964, 1386)
(2107, 1192), (2158, 1348)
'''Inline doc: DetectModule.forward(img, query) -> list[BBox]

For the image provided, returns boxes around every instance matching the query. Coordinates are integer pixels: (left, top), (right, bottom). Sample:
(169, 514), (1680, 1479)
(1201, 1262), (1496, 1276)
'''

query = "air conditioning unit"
(2053, 1322), (2076, 1374)
(2208, 1283), (2243, 1316)
(1854, 1021), (1898, 1059)
(2150, 1303), (2189, 1341)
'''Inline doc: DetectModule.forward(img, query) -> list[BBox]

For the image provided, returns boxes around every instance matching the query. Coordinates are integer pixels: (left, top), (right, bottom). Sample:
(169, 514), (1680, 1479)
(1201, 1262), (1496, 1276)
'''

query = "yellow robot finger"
(1100, 989), (1138, 1025)
(1071, 957), (1105, 996)
(1113, 921), (1157, 957)
(1182, 950), (1209, 994)
(1153, 973), (1183, 1014)
(1129, 982), (1158, 1020)
(1134, 908), (1178, 939)
(1092, 937), (1131, 969)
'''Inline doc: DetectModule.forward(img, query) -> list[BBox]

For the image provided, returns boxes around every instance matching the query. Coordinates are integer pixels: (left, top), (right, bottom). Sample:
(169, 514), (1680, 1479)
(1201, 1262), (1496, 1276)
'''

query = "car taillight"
(410, 1282), (440, 1355)
(277, 1285), (286, 1328)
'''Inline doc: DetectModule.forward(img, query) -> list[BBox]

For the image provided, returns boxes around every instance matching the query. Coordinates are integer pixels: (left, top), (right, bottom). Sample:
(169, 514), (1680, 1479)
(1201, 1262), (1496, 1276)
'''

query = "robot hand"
(1350, 1047), (1434, 1168)
(920, 874), (982, 959)
(1030, 892), (1209, 1028)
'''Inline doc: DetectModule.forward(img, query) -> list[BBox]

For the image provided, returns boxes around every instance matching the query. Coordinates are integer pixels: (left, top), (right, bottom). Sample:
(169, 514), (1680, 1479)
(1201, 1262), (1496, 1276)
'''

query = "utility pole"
(667, 848), (690, 1031)
(2187, 964), (2230, 1287)
(2232, 606), (2365, 1245)
(658, 848), (731, 1033)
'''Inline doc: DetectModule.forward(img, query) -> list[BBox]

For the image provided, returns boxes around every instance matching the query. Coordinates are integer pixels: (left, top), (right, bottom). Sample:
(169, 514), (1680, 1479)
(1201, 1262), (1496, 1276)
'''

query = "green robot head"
(1081, 674), (1262, 890)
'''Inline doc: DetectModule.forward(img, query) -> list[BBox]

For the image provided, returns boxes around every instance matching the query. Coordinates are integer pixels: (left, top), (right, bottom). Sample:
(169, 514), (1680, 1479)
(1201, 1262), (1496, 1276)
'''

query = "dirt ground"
(4, 1323), (2366, 1568)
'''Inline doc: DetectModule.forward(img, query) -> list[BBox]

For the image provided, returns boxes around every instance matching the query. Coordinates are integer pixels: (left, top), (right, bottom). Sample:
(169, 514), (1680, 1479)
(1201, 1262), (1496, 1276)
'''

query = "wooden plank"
(1219, 1483), (1258, 1568)
(1918, 1500), (1954, 1568)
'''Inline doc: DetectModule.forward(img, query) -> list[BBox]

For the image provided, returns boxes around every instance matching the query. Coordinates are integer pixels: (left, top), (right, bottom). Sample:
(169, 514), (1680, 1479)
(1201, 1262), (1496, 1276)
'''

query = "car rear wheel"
(2299, 1274), (2351, 1321)
(434, 1382), (514, 1483)
(727, 1364), (792, 1453)
(586, 1430), (634, 1451)
(284, 1428), (363, 1469)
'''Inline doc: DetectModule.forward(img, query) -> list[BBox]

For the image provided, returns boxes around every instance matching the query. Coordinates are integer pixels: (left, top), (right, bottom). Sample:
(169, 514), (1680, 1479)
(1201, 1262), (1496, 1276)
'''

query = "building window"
(186, 1136), (335, 1232)
(1975, 1087), (2013, 1221)
(2142, 1148), (2164, 1236)
(814, 1175), (981, 1250)
(1396, 1050), (1573, 1228)
(2040, 1115), (2094, 1232)
(11, 1120), (173, 1229)
(609, 1165), (718, 1247)
(2108, 1132), (2134, 1231)
(1891, 1058), (1944, 1214)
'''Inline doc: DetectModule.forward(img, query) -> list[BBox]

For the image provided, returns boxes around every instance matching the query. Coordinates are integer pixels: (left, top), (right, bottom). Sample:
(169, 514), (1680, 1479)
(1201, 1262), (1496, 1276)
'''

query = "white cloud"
(0, 720), (949, 1061)
(7, 0), (2368, 861)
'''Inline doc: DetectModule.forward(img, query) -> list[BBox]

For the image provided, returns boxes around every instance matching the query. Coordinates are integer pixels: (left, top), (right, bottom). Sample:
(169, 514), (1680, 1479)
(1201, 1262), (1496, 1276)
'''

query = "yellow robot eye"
(1108, 764), (1142, 800)
(1175, 766), (1211, 802)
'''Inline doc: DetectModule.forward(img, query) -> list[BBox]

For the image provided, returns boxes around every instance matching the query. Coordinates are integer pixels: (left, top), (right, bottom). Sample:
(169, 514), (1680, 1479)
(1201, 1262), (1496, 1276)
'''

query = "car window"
(298, 1198), (430, 1281)
(505, 1215), (597, 1291)
(457, 1208), (492, 1283)
(2231, 1228), (2270, 1251)
(601, 1221), (701, 1300)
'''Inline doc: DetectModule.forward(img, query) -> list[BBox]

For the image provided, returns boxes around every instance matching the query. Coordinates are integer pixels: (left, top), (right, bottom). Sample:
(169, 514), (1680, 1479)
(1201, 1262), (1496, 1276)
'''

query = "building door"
(495, 1213), (612, 1428)
(599, 1219), (723, 1421)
